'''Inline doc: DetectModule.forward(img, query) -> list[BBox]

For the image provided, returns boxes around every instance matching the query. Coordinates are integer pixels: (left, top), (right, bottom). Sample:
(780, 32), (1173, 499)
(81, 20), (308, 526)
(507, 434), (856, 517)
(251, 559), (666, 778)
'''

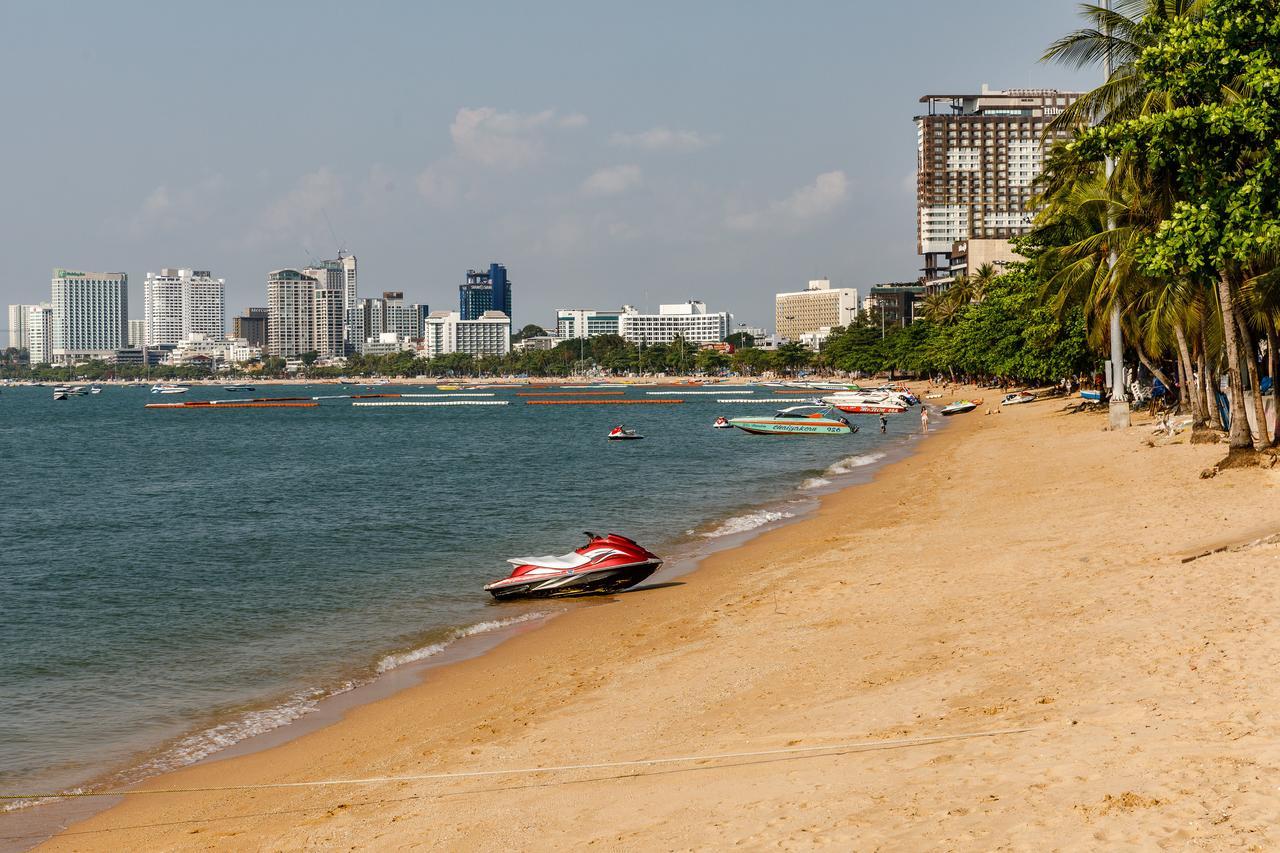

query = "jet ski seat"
(506, 551), (595, 569)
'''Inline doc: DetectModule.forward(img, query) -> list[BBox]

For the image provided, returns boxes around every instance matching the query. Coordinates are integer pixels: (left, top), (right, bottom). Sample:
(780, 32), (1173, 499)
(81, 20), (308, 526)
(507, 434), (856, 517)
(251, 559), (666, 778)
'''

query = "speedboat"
(224, 385), (255, 392)
(1001, 392), (1036, 406)
(608, 425), (644, 440)
(88, 386), (103, 394)
(712, 416), (733, 429)
(729, 404), (858, 435)
(151, 384), (188, 394)
(822, 392), (908, 414)
(941, 399), (981, 415)
(53, 390), (69, 401)
(484, 532), (664, 600)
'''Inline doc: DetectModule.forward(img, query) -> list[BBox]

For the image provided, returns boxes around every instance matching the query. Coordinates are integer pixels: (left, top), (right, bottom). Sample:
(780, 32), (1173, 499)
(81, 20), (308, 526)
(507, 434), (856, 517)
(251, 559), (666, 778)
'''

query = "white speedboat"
(151, 384), (188, 394)
(1001, 392), (1036, 406)
(821, 392), (908, 414)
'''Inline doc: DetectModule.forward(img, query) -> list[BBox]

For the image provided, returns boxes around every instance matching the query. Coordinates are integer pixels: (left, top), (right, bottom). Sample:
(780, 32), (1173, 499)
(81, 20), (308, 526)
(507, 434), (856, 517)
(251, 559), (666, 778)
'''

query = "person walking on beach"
(920, 407), (930, 434)
(879, 414), (888, 434)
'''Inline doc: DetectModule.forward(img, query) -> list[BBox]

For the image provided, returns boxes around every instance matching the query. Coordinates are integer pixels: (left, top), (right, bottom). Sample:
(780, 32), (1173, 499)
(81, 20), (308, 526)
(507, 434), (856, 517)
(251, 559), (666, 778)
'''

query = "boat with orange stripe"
(728, 404), (857, 435)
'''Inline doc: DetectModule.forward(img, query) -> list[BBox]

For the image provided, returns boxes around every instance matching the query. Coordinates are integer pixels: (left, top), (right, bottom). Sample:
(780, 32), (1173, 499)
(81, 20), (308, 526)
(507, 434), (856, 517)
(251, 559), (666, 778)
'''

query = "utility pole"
(1104, 0), (1131, 429)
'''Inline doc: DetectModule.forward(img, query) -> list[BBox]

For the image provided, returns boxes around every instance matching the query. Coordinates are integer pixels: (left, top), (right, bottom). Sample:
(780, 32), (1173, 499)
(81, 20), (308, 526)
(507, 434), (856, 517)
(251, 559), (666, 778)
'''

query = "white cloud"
(249, 167), (344, 246)
(581, 164), (642, 196)
(414, 163), (458, 206)
(449, 107), (587, 168)
(726, 170), (850, 231)
(126, 175), (225, 237)
(611, 127), (715, 152)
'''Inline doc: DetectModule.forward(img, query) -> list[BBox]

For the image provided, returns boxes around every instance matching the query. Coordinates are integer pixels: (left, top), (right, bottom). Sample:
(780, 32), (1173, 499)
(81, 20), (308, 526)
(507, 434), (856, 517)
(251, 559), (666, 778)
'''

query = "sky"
(0, 1), (1095, 331)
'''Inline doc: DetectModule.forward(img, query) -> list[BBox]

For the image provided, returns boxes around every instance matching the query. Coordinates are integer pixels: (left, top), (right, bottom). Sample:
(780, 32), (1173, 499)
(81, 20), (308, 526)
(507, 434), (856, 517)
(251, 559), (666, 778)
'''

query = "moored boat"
(1001, 392), (1036, 406)
(941, 399), (981, 415)
(151, 384), (188, 394)
(729, 404), (857, 435)
(821, 392), (908, 414)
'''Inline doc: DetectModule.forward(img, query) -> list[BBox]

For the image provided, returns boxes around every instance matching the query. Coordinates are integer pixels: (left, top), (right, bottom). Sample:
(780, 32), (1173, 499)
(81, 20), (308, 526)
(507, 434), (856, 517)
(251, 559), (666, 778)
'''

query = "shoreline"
(26, 387), (1276, 849)
(1, 393), (944, 850)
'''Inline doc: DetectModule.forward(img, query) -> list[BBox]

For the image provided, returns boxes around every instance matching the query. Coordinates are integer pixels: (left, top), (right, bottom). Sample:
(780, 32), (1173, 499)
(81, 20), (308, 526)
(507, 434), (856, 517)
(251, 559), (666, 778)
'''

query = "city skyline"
(0, 1), (1093, 331)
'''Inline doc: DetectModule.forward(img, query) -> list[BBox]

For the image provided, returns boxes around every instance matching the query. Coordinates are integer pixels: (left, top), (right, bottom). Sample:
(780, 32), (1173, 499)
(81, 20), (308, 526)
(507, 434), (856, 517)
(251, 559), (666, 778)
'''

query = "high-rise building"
(348, 292), (427, 353)
(8, 304), (34, 350)
(915, 86), (1082, 281)
(459, 263), (511, 320)
(143, 268), (225, 346)
(232, 307), (269, 348)
(774, 279), (860, 341)
(556, 308), (623, 339)
(51, 269), (128, 363)
(422, 310), (511, 358)
(266, 269), (317, 358)
(128, 319), (145, 348)
(618, 301), (732, 345)
(304, 266), (345, 359)
(20, 303), (53, 363)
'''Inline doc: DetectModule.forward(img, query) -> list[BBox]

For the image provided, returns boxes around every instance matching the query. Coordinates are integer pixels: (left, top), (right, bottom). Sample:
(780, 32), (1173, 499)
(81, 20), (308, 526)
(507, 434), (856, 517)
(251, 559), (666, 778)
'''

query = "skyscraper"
(915, 86), (1081, 282)
(24, 304), (53, 364)
(232, 308), (269, 348)
(143, 268), (226, 346)
(51, 269), (128, 362)
(8, 304), (33, 350)
(266, 269), (317, 358)
(459, 263), (511, 320)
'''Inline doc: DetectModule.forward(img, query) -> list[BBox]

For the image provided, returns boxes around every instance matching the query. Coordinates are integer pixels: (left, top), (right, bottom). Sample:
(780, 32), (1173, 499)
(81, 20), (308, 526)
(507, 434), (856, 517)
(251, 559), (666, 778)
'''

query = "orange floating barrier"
(525, 399), (683, 405)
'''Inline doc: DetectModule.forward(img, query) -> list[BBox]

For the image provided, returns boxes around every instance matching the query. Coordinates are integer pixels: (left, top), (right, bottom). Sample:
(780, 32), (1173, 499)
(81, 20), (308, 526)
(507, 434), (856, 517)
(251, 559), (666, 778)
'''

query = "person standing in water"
(921, 407), (930, 434)
(879, 414), (888, 434)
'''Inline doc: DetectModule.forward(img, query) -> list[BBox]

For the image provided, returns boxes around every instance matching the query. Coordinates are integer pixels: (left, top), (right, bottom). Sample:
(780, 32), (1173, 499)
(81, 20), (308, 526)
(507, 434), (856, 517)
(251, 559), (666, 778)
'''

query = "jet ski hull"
(485, 559), (663, 600)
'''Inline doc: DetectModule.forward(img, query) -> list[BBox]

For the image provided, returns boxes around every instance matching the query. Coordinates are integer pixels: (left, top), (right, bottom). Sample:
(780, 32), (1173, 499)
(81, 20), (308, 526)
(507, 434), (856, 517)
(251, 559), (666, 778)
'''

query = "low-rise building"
(618, 301), (732, 345)
(421, 310), (511, 358)
(555, 308), (623, 339)
(168, 334), (261, 365)
(513, 334), (564, 352)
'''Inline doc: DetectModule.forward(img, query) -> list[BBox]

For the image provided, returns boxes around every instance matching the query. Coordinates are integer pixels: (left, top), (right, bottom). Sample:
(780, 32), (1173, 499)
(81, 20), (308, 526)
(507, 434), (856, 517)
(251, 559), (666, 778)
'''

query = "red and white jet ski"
(484, 532), (664, 600)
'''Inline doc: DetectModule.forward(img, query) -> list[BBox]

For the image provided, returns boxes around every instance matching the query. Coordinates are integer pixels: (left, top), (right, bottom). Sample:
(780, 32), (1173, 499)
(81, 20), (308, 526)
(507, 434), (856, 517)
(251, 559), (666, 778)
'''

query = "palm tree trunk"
(1135, 349), (1173, 399)
(1199, 326), (1217, 428)
(1174, 323), (1201, 422)
(1235, 309), (1271, 445)
(1265, 314), (1279, 446)
(1216, 271), (1255, 450)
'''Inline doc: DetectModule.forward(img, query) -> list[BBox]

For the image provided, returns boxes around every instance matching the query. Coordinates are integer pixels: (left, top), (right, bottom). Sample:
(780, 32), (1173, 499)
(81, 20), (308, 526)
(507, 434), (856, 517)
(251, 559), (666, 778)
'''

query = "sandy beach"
(16, 389), (1280, 850)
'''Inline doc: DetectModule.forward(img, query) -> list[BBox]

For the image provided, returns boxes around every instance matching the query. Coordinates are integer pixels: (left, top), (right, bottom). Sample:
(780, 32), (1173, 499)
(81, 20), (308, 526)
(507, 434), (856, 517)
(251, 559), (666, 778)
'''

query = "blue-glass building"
(459, 263), (512, 320)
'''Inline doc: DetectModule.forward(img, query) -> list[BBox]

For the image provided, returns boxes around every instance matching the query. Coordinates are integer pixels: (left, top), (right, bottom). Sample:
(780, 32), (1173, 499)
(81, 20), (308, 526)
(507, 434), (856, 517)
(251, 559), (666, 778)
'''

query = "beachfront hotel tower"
(774, 279), (859, 341)
(10, 302), (53, 363)
(266, 269), (318, 358)
(915, 86), (1081, 284)
(50, 269), (128, 363)
(143, 268), (226, 346)
(618, 301), (732, 345)
(459, 263), (511, 320)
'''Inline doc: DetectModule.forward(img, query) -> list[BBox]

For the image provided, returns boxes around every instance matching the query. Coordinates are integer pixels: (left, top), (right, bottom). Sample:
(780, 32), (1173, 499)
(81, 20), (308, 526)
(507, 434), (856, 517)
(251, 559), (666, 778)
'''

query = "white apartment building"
(421, 310), (511, 358)
(143, 268), (225, 346)
(348, 292), (426, 354)
(23, 304), (53, 364)
(774, 279), (859, 341)
(267, 269), (317, 358)
(617, 301), (732, 345)
(168, 334), (261, 365)
(51, 269), (128, 362)
(128, 319), (145, 348)
(311, 280), (345, 359)
(8, 304), (33, 350)
(555, 308), (623, 339)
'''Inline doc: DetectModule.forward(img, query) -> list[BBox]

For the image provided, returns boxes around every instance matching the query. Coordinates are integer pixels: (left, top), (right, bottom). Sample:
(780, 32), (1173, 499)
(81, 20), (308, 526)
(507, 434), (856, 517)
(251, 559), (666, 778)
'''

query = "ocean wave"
(694, 509), (795, 539)
(799, 477), (832, 491)
(825, 451), (886, 476)
(129, 682), (354, 784)
(376, 611), (548, 673)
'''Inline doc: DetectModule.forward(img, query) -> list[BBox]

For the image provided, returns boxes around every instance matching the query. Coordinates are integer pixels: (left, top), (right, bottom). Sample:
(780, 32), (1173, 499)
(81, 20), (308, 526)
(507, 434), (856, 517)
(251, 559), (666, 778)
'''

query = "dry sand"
(20, 389), (1280, 850)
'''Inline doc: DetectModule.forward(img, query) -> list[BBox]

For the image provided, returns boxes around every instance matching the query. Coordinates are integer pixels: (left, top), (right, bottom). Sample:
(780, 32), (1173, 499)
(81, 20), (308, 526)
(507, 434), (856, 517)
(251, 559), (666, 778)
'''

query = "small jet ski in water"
(484, 532), (664, 600)
(712, 416), (732, 429)
(608, 425), (643, 440)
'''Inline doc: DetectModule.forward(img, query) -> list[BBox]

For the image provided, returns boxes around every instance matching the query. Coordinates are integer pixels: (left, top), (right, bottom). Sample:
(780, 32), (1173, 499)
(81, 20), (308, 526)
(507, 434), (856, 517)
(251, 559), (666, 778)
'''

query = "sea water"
(0, 384), (922, 805)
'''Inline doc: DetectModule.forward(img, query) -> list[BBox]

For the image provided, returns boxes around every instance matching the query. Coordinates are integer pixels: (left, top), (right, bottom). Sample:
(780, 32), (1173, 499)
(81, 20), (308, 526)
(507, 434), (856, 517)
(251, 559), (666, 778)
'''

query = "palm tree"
(1042, 0), (1207, 133)
(969, 263), (999, 302)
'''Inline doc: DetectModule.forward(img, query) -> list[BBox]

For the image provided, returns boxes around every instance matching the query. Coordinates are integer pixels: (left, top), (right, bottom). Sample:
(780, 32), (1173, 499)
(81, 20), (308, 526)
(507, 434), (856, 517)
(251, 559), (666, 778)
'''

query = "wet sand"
(22, 389), (1280, 850)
